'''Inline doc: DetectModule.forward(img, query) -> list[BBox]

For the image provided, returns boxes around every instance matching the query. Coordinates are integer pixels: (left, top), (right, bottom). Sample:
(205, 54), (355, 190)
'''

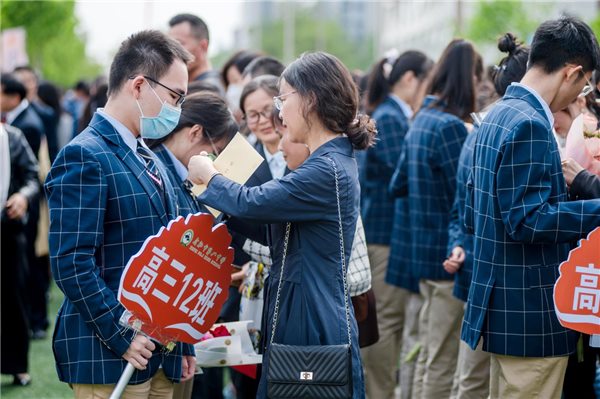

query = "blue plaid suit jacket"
(447, 130), (477, 302)
(46, 113), (189, 384)
(397, 95), (468, 281)
(360, 95), (409, 245)
(153, 143), (209, 217)
(461, 84), (600, 357)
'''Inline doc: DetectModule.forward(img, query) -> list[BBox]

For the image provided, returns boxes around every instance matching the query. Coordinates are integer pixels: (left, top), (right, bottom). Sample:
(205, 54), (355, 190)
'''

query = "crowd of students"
(1, 11), (600, 399)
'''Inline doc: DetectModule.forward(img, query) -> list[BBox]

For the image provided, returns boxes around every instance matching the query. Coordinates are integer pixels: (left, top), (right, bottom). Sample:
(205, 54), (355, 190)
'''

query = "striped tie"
(136, 141), (162, 187)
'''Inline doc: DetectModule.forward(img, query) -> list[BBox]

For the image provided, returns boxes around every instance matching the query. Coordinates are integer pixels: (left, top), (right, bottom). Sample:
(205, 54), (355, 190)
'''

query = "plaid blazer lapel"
(89, 114), (170, 225)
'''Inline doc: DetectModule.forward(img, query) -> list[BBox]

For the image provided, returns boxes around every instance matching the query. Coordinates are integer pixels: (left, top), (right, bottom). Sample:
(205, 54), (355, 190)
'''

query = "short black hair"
(242, 56), (285, 79)
(169, 13), (209, 42)
(13, 65), (38, 79)
(221, 50), (262, 87)
(1, 74), (27, 101)
(529, 16), (600, 74)
(74, 80), (90, 96)
(187, 80), (222, 96)
(107, 30), (192, 96)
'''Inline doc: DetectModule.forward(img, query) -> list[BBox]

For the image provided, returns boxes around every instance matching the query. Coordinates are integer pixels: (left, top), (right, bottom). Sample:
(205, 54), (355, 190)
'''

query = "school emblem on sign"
(554, 227), (600, 335)
(118, 213), (234, 344)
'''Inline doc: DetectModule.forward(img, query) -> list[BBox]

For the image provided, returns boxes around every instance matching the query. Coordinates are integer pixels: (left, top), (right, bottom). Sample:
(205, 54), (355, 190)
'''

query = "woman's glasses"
(273, 90), (297, 111)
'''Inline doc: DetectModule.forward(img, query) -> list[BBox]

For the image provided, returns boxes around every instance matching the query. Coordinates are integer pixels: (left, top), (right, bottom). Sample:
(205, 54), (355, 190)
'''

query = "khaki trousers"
(450, 339), (490, 399)
(172, 378), (193, 399)
(412, 279), (464, 399)
(489, 354), (569, 399)
(73, 369), (174, 399)
(361, 245), (423, 399)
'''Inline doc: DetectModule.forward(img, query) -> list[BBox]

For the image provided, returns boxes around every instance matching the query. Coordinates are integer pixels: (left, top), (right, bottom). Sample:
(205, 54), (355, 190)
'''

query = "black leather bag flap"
(268, 343), (351, 385)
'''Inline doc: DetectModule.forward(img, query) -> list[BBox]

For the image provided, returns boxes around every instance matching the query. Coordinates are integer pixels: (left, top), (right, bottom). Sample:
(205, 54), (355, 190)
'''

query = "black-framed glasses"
(244, 109), (272, 125)
(143, 75), (186, 106)
(273, 90), (297, 111)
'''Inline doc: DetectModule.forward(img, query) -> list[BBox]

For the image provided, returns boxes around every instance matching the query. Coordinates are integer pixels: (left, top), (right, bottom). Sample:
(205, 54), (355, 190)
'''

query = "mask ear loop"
(135, 99), (145, 117)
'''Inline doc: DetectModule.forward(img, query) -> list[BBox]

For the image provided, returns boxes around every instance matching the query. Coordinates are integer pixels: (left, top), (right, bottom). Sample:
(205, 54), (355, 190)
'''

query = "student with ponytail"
(360, 50), (433, 399)
(390, 38), (480, 399)
(187, 51), (375, 399)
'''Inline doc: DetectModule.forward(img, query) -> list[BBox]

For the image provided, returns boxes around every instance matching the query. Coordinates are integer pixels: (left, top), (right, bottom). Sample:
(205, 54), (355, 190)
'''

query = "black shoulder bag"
(266, 156), (353, 399)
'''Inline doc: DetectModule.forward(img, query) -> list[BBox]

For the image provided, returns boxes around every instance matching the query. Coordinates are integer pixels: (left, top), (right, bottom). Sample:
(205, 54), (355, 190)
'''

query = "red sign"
(554, 227), (600, 335)
(118, 213), (234, 344)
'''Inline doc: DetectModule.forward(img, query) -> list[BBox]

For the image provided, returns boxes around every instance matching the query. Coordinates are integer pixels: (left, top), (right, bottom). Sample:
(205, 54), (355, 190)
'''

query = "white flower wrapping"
(194, 321), (262, 373)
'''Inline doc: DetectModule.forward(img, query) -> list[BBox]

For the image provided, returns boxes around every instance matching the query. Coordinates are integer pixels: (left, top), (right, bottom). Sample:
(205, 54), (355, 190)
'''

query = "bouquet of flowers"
(194, 321), (262, 378)
(565, 113), (600, 175)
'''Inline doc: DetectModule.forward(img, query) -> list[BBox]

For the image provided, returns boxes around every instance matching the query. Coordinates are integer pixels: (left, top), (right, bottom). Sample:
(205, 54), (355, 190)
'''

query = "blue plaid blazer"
(447, 130), (477, 302)
(388, 156), (419, 292)
(153, 143), (209, 218)
(397, 95), (468, 281)
(461, 84), (600, 357)
(46, 113), (189, 384)
(360, 95), (409, 245)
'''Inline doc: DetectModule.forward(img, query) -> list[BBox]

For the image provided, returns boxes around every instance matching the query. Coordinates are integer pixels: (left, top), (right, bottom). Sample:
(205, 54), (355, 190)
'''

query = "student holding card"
(188, 51), (376, 399)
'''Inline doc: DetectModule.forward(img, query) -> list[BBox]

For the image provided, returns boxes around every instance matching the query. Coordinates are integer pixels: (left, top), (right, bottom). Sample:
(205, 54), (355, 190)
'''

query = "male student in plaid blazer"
(463, 17), (600, 398)
(45, 31), (195, 398)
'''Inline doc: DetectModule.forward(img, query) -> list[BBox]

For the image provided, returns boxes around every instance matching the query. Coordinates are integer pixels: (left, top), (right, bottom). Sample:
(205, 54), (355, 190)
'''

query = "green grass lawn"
(1, 282), (72, 399)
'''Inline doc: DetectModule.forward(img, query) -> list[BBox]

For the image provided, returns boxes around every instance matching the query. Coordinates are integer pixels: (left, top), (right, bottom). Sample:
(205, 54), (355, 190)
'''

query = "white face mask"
(226, 83), (243, 113)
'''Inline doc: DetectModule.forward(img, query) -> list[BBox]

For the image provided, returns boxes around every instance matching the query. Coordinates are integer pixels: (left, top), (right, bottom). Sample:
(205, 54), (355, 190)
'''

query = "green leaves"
(1, 0), (101, 87)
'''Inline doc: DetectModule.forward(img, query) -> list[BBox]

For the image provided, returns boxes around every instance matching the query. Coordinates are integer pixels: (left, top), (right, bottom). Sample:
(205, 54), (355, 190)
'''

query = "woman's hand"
(187, 152), (218, 185)
(561, 158), (585, 186)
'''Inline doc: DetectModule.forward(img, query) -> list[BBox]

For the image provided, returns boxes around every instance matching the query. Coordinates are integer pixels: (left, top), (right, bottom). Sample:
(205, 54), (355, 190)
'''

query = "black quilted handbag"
(267, 157), (353, 399)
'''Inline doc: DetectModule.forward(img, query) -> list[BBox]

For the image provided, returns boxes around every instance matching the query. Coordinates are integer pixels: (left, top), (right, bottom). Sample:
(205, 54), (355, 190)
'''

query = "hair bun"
(347, 113), (377, 150)
(498, 32), (519, 55)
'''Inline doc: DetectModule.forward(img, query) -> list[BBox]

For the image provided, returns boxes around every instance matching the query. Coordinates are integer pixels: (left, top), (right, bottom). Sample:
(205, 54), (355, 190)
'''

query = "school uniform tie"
(136, 141), (163, 188)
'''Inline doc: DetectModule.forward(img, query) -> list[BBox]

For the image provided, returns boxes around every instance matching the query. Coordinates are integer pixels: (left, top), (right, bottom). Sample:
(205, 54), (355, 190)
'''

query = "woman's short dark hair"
(221, 50), (262, 88)
(149, 90), (236, 147)
(108, 30), (192, 96)
(427, 39), (478, 121)
(281, 51), (376, 150)
(242, 56), (286, 80)
(239, 75), (279, 115)
(492, 33), (530, 96)
(529, 16), (600, 74)
(365, 50), (434, 113)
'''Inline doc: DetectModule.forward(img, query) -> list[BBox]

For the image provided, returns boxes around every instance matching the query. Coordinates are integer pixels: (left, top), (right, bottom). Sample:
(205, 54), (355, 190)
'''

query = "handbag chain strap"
(269, 156), (352, 347)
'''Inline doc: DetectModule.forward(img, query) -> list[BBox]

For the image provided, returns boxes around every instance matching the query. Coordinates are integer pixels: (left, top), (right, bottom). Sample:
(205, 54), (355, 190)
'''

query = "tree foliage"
(1, 0), (101, 87)
(465, 0), (537, 45)
(257, 7), (374, 71)
(591, 14), (600, 42)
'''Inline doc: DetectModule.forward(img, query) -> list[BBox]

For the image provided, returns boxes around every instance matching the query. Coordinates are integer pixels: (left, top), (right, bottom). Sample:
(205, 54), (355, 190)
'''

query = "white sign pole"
(109, 363), (135, 399)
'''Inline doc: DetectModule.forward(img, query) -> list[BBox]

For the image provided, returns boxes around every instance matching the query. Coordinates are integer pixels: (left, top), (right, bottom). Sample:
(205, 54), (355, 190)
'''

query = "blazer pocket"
(525, 264), (559, 289)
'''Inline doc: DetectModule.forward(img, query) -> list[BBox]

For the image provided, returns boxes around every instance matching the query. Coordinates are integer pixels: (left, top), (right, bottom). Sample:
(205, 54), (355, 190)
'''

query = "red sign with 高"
(118, 213), (234, 344)
(554, 227), (600, 335)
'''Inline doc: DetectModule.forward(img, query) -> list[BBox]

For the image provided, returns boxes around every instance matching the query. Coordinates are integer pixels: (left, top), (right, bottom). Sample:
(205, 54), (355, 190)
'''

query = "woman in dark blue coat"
(188, 52), (376, 399)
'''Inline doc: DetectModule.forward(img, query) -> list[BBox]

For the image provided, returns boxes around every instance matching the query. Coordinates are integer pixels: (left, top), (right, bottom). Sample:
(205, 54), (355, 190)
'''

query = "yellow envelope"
(191, 133), (264, 217)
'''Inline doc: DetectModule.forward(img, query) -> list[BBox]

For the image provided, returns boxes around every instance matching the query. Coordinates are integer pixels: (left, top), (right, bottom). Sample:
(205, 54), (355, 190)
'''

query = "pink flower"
(200, 332), (214, 342)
